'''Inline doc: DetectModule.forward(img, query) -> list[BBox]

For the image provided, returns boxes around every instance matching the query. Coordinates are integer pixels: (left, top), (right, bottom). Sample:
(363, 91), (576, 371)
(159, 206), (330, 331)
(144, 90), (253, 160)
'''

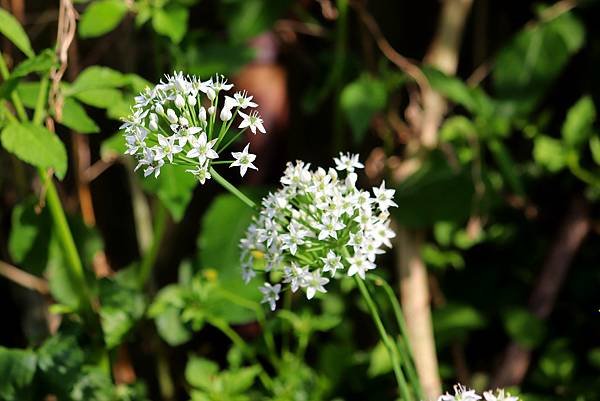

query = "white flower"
(185, 164), (211, 184)
(174, 94), (185, 109)
(346, 252), (375, 280)
(238, 110), (266, 134)
(259, 283), (281, 311)
(438, 384), (482, 401)
(230, 143), (258, 177)
(186, 132), (219, 164)
(225, 91), (257, 109)
(220, 106), (233, 121)
(241, 260), (256, 284)
(334, 152), (364, 172)
(373, 180), (398, 211)
(316, 213), (345, 240)
(283, 262), (309, 292)
(155, 134), (182, 163)
(483, 390), (519, 401)
(321, 250), (343, 276)
(304, 269), (329, 299)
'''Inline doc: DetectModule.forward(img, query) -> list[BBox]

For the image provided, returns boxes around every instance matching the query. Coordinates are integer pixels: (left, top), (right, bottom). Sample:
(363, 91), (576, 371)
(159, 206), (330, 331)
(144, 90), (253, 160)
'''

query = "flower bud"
(166, 108), (178, 124)
(187, 95), (197, 106)
(198, 107), (207, 121)
(220, 107), (233, 121)
(208, 106), (215, 115)
(175, 94), (185, 109)
(206, 88), (216, 101)
(154, 103), (164, 114)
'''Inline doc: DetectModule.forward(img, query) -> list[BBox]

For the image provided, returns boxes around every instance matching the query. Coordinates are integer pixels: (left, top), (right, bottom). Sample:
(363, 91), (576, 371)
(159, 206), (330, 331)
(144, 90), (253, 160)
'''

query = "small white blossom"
(334, 152), (364, 172)
(483, 390), (519, 401)
(238, 110), (266, 134)
(187, 132), (219, 164)
(259, 283), (281, 311)
(438, 384), (482, 401)
(230, 143), (258, 177)
(305, 269), (329, 299)
(321, 250), (344, 276)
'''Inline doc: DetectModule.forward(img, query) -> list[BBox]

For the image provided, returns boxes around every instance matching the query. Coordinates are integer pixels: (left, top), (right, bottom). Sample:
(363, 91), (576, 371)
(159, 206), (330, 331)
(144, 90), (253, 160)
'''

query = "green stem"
(368, 273), (423, 401)
(209, 167), (256, 208)
(138, 200), (168, 287)
(208, 317), (273, 390)
(0, 54), (27, 122)
(33, 76), (49, 125)
(355, 276), (413, 401)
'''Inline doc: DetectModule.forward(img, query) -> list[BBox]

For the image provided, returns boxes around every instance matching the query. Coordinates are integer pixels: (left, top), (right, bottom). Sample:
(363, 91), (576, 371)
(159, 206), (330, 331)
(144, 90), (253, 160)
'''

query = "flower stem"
(355, 276), (413, 401)
(137, 200), (168, 287)
(368, 273), (424, 401)
(209, 166), (256, 209)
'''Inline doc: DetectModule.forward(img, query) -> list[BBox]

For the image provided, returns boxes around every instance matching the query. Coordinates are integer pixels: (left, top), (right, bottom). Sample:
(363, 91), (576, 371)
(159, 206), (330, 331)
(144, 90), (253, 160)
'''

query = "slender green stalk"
(209, 166), (256, 208)
(33, 76), (49, 125)
(355, 276), (413, 401)
(0, 54), (27, 122)
(138, 200), (168, 287)
(368, 273), (424, 401)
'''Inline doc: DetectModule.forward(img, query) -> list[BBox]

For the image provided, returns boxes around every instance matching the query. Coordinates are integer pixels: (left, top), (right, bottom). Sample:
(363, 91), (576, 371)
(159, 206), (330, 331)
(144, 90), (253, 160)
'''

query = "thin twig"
(0, 260), (50, 294)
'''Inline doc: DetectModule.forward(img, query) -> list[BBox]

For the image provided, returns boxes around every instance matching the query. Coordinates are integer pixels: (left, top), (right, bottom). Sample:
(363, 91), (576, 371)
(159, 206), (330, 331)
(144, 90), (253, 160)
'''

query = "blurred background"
(0, 0), (599, 400)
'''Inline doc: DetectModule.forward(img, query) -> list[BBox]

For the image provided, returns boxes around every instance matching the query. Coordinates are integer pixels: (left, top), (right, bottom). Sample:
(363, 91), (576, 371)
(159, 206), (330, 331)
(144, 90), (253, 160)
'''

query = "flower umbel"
(121, 71), (266, 182)
(240, 153), (397, 309)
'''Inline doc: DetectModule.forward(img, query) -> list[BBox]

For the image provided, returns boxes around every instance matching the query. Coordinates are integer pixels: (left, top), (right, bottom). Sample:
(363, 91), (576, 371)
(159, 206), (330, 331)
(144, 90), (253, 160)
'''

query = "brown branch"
(491, 196), (590, 387)
(0, 260), (50, 294)
(350, 0), (429, 93)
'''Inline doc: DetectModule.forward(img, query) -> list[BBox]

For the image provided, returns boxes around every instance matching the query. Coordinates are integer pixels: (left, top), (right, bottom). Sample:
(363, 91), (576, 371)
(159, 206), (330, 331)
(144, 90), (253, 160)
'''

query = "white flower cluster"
(438, 384), (519, 401)
(240, 153), (398, 311)
(121, 71), (266, 182)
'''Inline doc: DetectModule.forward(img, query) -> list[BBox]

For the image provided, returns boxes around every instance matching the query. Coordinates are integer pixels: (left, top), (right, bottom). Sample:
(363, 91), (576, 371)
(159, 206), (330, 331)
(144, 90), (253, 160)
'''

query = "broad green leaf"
(221, 365), (261, 394)
(0, 9), (34, 57)
(198, 191), (266, 324)
(185, 356), (219, 391)
(79, 0), (128, 38)
(74, 88), (124, 109)
(70, 367), (115, 401)
(561, 96), (596, 148)
(392, 151), (474, 227)
(68, 66), (128, 94)
(148, 284), (192, 346)
(590, 136), (600, 166)
(15, 81), (40, 108)
(340, 75), (387, 143)
(503, 308), (546, 349)
(8, 197), (52, 275)
(0, 347), (37, 401)
(533, 135), (566, 172)
(58, 98), (100, 133)
(141, 164), (197, 221)
(492, 11), (584, 117)
(152, 6), (188, 44)
(1, 122), (67, 179)
(433, 303), (486, 346)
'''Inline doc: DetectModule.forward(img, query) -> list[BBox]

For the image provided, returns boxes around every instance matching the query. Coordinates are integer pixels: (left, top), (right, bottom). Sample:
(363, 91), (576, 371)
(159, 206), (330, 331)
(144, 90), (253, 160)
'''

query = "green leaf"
(79, 0), (128, 38)
(98, 275), (146, 348)
(0, 347), (37, 401)
(533, 135), (567, 172)
(74, 88), (124, 109)
(423, 66), (492, 115)
(185, 356), (219, 391)
(503, 308), (546, 349)
(198, 191), (266, 324)
(141, 164), (197, 221)
(101, 132), (127, 159)
(561, 96), (596, 148)
(0, 9), (34, 57)
(11, 49), (56, 78)
(68, 66), (128, 94)
(492, 11), (584, 117)
(340, 75), (387, 143)
(488, 139), (525, 197)
(1, 122), (67, 179)
(148, 285), (193, 346)
(590, 136), (600, 166)
(58, 98), (100, 133)
(152, 5), (188, 44)
(8, 197), (52, 275)
(221, 365), (261, 394)
(433, 304), (486, 346)
(368, 341), (392, 378)
(392, 151), (474, 227)
(222, 0), (291, 42)
(538, 339), (575, 383)
(37, 334), (85, 396)
(15, 81), (40, 108)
